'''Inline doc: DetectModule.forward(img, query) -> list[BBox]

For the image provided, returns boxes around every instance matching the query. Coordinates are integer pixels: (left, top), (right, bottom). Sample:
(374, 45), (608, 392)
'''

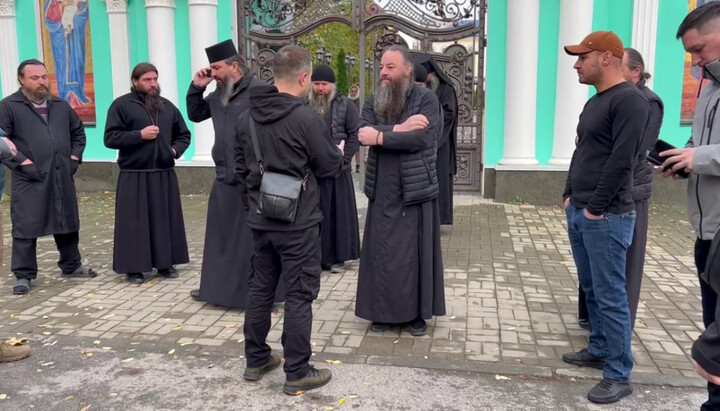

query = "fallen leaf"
(102, 347), (112, 350)
(49, 341), (57, 346)
(570, 377), (576, 382)
(109, 393), (118, 397)
(173, 355), (179, 360)
(225, 323), (237, 328)
(168, 349), (175, 355)
(121, 358), (134, 363)
(339, 398), (345, 405)
(348, 395), (358, 399)
(393, 339), (399, 344)
(7, 337), (28, 346)
(10, 313), (20, 318)
(324, 360), (342, 365)
(180, 342), (193, 346)
(86, 353), (93, 358)
(41, 362), (54, 366)
(495, 375), (511, 381)
(340, 331), (350, 335)
(64, 395), (74, 400)
(295, 390), (306, 395)
(80, 405), (91, 411)
(42, 332), (51, 336)
(322, 406), (334, 410)
(171, 325), (182, 331)
(0, 394), (6, 400)
(127, 349), (136, 352)
(200, 357), (208, 361)
(93, 340), (101, 345)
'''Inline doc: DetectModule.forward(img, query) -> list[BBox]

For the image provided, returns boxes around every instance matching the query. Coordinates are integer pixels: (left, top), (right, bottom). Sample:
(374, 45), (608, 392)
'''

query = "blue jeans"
(566, 204), (636, 381)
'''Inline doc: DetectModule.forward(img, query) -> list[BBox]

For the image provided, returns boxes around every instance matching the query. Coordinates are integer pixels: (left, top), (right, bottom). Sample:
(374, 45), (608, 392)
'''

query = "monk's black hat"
(205, 39), (237, 64)
(414, 63), (428, 83)
(311, 65), (336, 83)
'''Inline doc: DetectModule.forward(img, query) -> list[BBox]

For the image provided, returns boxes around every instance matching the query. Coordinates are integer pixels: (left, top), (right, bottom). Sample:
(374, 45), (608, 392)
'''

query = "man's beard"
(25, 85), (49, 102)
(137, 86), (163, 112)
(427, 75), (440, 92)
(216, 76), (236, 107)
(309, 87), (335, 117)
(375, 76), (408, 120)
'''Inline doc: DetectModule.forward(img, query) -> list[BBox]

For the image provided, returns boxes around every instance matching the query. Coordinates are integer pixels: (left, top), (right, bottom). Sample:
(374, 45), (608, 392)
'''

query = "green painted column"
(484, 0), (507, 166)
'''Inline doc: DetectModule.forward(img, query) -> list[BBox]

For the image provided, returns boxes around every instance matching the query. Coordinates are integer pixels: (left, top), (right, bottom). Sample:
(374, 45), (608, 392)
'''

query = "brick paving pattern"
(0, 188), (706, 381)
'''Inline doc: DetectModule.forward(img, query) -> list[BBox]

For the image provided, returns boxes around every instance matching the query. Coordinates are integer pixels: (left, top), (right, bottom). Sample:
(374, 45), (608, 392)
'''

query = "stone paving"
(0, 186), (708, 385)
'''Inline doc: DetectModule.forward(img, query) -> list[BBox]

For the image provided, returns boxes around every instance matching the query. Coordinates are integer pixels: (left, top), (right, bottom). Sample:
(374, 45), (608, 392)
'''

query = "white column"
(549, 0), (593, 166)
(103, 0), (131, 98)
(632, 0), (659, 89)
(188, 0), (217, 163)
(499, 0), (539, 166)
(0, 0), (19, 98)
(145, 0), (178, 105)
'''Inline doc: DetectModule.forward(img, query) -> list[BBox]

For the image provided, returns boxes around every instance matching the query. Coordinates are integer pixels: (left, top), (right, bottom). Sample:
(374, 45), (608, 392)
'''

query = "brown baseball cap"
(564, 31), (624, 59)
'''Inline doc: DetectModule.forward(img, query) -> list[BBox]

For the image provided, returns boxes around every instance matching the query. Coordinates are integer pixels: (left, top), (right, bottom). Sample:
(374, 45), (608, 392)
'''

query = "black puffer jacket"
(633, 80), (664, 202)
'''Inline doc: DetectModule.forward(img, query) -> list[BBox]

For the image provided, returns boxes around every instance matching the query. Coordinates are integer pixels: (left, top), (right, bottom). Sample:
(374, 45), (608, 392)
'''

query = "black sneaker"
(562, 348), (605, 370)
(370, 322), (392, 332)
(243, 352), (282, 381)
(158, 267), (178, 278)
(189, 289), (202, 301)
(330, 263), (345, 274)
(61, 267), (97, 278)
(127, 273), (144, 284)
(283, 366), (332, 395)
(578, 319), (591, 330)
(406, 318), (427, 337)
(12, 278), (31, 295)
(587, 378), (632, 404)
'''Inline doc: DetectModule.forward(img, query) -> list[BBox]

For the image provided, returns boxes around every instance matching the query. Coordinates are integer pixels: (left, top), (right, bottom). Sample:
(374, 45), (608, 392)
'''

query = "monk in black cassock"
(355, 46), (446, 337)
(0, 59), (96, 295)
(415, 54), (457, 225)
(186, 39), (282, 307)
(308, 65), (360, 273)
(104, 63), (191, 284)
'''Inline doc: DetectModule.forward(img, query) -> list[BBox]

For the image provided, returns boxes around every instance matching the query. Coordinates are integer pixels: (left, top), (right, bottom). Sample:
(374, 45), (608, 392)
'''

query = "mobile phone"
(646, 139), (689, 178)
(205, 68), (212, 77)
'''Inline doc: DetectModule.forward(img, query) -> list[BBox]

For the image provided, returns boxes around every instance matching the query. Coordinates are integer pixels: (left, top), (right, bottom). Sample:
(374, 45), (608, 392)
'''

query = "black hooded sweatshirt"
(234, 85), (343, 232)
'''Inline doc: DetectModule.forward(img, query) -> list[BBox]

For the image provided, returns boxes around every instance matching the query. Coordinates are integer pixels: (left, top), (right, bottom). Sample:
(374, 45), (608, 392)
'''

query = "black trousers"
(694, 238), (720, 411)
(244, 226), (321, 381)
(12, 232), (82, 280)
(578, 200), (649, 327)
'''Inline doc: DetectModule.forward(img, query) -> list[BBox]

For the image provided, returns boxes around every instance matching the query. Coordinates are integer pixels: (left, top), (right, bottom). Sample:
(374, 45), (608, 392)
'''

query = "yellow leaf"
(339, 398), (345, 405)
(93, 340), (101, 345)
(180, 342), (193, 346)
(42, 332), (51, 336)
(168, 349), (175, 355)
(41, 362), (54, 366)
(10, 313), (20, 318)
(102, 347), (112, 350)
(199, 357), (208, 361)
(0, 394), (6, 400)
(80, 405), (91, 411)
(495, 375), (510, 381)
(171, 325), (182, 331)
(109, 393), (118, 397)
(173, 355), (179, 360)
(323, 406), (334, 410)
(86, 353), (93, 358)
(121, 358), (134, 363)
(7, 337), (28, 346)
(324, 360), (342, 365)
(348, 395), (358, 399)
(225, 323), (237, 328)
(64, 395), (74, 400)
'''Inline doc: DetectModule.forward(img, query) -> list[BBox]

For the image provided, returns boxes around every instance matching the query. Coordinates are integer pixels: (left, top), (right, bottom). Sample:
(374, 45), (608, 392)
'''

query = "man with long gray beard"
(104, 63), (191, 284)
(186, 39), (282, 307)
(308, 65), (360, 273)
(355, 45), (445, 337)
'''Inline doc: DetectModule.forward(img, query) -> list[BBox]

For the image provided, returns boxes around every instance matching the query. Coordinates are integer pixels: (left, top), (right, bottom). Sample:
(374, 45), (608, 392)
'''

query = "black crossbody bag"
(248, 117), (308, 223)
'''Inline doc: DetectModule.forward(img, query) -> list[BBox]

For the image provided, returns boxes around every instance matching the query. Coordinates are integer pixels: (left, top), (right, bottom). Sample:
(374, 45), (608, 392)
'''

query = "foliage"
(336, 48), (349, 95)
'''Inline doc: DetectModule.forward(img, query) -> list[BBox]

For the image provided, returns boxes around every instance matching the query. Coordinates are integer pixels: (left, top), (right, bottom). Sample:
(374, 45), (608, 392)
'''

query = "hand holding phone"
(647, 139), (690, 178)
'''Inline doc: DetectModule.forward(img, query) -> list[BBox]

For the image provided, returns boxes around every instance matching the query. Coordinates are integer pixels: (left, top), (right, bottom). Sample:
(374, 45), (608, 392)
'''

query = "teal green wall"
(217, 0), (234, 42)
(88, 0), (115, 160)
(174, 0), (195, 159)
(127, 1), (149, 65)
(655, 1), (692, 147)
(535, 0), (560, 165)
(592, 0), (634, 45)
(484, 0), (507, 166)
(16, 1), (39, 63)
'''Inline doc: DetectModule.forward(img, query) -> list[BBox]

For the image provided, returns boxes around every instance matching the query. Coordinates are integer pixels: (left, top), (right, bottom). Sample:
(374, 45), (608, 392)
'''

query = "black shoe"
(321, 264), (332, 271)
(587, 378), (632, 404)
(158, 267), (178, 278)
(190, 289), (202, 301)
(61, 266), (97, 278)
(127, 273), (144, 284)
(562, 348), (605, 370)
(578, 319), (591, 330)
(370, 322), (392, 332)
(283, 366), (332, 395)
(12, 278), (31, 295)
(243, 352), (282, 381)
(330, 263), (345, 274)
(406, 318), (427, 337)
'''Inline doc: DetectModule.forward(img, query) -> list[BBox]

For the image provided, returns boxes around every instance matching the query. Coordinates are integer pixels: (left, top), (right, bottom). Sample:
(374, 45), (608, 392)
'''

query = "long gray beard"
(309, 88), (335, 117)
(428, 75), (440, 92)
(217, 78), (236, 107)
(374, 77), (408, 120)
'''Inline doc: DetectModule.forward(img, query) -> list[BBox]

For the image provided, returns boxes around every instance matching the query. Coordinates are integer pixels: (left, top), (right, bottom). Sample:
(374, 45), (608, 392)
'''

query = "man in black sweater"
(561, 31), (649, 405)
(234, 45), (344, 395)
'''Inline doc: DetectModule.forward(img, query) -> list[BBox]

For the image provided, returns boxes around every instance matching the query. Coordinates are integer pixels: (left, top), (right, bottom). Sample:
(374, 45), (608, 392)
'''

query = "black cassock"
(186, 75), (283, 307)
(355, 87), (446, 324)
(318, 94), (360, 267)
(435, 81), (458, 225)
(104, 92), (191, 274)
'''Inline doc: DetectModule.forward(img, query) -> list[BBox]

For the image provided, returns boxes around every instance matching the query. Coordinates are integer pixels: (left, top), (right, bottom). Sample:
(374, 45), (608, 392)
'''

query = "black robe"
(0, 92), (86, 239)
(318, 94), (361, 266)
(186, 75), (282, 307)
(435, 81), (458, 225)
(355, 87), (446, 324)
(104, 92), (191, 274)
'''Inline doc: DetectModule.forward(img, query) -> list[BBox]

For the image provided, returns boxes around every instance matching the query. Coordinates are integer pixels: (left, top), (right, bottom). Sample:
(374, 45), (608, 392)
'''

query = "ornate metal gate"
(237, 0), (486, 191)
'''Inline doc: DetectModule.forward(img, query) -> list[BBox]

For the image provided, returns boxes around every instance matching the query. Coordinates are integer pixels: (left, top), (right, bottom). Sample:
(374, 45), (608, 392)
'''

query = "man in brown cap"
(560, 31), (649, 405)
(185, 40), (281, 308)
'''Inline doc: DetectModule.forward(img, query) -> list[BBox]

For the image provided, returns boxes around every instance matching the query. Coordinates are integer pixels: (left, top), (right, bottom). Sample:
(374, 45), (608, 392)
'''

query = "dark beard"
(374, 76), (408, 120)
(309, 88), (335, 117)
(216, 77), (236, 107)
(142, 90), (163, 113)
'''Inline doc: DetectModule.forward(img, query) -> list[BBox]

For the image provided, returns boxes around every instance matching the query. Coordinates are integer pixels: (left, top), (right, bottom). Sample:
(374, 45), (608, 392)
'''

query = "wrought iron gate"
(237, 0), (486, 191)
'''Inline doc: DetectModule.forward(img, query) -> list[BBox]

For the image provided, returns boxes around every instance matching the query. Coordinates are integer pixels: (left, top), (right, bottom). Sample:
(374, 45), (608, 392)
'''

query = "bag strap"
(248, 117), (264, 174)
